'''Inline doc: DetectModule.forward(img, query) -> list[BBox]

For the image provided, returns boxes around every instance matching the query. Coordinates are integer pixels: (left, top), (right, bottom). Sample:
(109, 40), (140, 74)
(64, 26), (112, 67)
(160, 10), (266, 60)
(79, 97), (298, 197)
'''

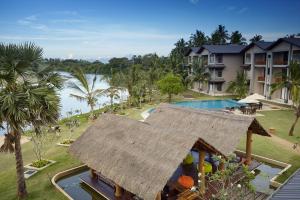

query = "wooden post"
(155, 191), (161, 200)
(219, 158), (225, 171)
(90, 169), (97, 179)
(199, 150), (206, 194)
(245, 129), (253, 165)
(115, 184), (122, 197)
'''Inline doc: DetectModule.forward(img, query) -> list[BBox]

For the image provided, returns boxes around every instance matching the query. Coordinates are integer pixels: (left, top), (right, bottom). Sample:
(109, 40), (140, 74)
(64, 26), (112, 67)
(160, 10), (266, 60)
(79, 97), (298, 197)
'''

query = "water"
(0, 71), (128, 135)
(251, 163), (282, 194)
(173, 99), (242, 110)
(56, 169), (106, 200)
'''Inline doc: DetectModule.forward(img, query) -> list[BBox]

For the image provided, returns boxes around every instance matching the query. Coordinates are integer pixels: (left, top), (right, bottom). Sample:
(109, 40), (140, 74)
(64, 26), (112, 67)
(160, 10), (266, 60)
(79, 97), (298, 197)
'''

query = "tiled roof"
(201, 44), (246, 54)
(269, 169), (300, 200)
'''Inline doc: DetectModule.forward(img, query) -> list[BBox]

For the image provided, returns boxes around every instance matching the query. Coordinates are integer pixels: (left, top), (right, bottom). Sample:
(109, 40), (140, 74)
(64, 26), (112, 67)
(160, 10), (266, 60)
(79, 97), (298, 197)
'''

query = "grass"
(1, 90), (299, 199)
(238, 109), (300, 183)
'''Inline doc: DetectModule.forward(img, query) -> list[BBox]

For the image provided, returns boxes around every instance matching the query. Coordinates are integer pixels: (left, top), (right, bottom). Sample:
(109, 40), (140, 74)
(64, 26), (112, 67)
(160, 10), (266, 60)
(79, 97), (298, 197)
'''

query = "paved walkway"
(268, 134), (300, 155)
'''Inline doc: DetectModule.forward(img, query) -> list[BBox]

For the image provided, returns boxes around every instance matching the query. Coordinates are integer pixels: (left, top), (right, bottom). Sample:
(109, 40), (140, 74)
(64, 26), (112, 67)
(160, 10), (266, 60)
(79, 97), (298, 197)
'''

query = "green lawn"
(1, 91), (299, 199)
(238, 110), (300, 182)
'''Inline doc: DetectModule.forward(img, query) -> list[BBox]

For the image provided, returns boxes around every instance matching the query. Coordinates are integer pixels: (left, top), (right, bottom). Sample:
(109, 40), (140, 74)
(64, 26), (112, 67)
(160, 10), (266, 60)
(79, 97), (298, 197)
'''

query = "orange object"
(178, 175), (194, 189)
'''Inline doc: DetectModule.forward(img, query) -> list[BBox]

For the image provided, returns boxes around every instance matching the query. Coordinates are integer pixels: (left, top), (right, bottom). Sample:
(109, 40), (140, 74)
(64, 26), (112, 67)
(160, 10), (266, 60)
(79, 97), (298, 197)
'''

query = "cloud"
(25, 15), (37, 21)
(50, 19), (86, 23)
(244, 32), (287, 41)
(226, 6), (236, 11)
(237, 7), (248, 14)
(189, 0), (199, 4)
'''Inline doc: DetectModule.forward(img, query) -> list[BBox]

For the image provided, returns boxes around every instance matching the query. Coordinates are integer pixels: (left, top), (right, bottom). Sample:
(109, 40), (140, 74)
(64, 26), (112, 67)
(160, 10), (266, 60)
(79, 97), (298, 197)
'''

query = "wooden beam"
(199, 150), (206, 194)
(90, 169), (97, 179)
(115, 184), (122, 197)
(245, 129), (253, 165)
(155, 191), (161, 200)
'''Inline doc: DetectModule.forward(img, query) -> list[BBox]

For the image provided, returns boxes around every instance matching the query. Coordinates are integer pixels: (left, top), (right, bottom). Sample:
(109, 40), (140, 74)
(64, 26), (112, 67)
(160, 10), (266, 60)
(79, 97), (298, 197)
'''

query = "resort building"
(186, 37), (300, 103)
(69, 104), (270, 200)
(242, 38), (300, 103)
(185, 44), (246, 96)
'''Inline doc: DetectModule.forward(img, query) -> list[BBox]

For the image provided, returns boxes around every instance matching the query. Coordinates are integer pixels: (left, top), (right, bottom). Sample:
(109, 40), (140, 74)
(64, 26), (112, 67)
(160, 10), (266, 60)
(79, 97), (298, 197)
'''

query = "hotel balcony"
(209, 77), (225, 83)
(257, 76), (265, 82)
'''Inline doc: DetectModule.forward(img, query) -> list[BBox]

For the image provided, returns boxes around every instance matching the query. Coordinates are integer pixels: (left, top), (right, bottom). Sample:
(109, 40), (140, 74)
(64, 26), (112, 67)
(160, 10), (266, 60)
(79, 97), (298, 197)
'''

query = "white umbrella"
(238, 98), (260, 104)
(245, 93), (265, 100)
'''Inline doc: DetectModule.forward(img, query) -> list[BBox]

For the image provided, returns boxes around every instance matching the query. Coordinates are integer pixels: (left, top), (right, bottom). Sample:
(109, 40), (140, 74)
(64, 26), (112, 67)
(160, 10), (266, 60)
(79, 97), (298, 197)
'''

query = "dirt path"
(268, 134), (300, 154)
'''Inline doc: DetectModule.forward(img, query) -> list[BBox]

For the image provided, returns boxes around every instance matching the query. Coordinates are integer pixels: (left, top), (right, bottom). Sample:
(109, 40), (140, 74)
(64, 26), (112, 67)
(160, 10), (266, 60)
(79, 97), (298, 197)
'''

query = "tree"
(230, 31), (247, 45)
(249, 34), (263, 43)
(211, 25), (229, 44)
(102, 72), (123, 111)
(271, 61), (300, 136)
(226, 71), (249, 99)
(189, 30), (208, 47)
(157, 73), (184, 102)
(189, 59), (210, 91)
(170, 38), (187, 65)
(68, 67), (103, 118)
(0, 43), (61, 198)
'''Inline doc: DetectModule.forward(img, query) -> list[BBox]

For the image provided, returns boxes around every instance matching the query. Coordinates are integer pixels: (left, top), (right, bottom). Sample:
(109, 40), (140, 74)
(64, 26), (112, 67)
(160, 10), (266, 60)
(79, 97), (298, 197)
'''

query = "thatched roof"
(69, 113), (202, 200)
(70, 104), (269, 200)
(145, 104), (270, 157)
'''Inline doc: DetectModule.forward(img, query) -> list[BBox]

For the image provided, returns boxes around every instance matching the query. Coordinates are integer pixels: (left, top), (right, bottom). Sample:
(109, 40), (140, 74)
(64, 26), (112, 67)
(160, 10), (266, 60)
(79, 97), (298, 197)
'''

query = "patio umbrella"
(238, 98), (260, 104)
(245, 93), (265, 100)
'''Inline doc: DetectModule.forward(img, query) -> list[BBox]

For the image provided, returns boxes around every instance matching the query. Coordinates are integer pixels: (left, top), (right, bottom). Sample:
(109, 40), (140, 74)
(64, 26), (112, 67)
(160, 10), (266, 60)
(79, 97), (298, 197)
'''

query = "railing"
(255, 60), (266, 65)
(273, 60), (288, 65)
(257, 76), (265, 81)
(274, 77), (282, 83)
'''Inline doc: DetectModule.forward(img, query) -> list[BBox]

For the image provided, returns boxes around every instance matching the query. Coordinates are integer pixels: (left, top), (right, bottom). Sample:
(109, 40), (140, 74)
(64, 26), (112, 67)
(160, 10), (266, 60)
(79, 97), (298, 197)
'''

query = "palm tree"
(68, 67), (103, 118)
(271, 61), (300, 136)
(249, 34), (263, 43)
(226, 71), (249, 99)
(0, 43), (61, 198)
(189, 30), (208, 47)
(189, 59), (210, 91)
(211, 25), (229, 44)
(230, 31), (247, 45)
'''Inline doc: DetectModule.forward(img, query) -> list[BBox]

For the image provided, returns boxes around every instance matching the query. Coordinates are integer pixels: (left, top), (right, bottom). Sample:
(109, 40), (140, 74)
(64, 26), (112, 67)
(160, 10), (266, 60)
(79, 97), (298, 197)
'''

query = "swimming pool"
(173, 99), (242, 110)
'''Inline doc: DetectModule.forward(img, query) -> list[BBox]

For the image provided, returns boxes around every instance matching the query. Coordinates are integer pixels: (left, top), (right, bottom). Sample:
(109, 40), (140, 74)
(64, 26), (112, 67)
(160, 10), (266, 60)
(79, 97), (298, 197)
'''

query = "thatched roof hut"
(70, 113), (207, 200)
(69, 104), (269, 200)
(145, 104), (270, 156)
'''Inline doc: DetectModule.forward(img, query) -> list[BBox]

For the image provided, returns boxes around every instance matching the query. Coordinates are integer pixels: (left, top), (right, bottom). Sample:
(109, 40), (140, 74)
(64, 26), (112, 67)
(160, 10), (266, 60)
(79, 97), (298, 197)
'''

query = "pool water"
(57, 170), (106, 200)
(251, 163), (282, 194)
(173, 99), (242, 110)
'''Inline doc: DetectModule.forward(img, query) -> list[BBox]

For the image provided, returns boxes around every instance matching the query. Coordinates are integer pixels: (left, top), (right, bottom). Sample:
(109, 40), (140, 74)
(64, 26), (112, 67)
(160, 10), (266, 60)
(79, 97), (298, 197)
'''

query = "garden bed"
(25, 159), (56, 171)
(57, 139), (75, 147)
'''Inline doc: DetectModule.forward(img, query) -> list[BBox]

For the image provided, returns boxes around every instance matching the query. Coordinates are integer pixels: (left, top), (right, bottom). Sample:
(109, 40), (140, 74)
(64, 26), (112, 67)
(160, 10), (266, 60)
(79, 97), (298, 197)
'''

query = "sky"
(0, 0), (299, 61)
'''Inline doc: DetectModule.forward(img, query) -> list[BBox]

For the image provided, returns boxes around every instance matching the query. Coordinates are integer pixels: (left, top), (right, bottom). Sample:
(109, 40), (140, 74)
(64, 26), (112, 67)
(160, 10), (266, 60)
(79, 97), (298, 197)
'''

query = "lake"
(0, 71), (128, 135)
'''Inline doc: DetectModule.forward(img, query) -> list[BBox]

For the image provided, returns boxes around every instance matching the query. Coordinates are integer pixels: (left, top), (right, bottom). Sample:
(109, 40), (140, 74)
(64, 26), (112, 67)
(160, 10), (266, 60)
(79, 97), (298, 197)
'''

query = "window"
(293, 50), (300, 63)
(216, 83), (222, 91)
(217, 70), (222, 77)
(273, 51), (288, 65)
(245, 53), (251, 63)
(202, 55), (208, 65)
(254, 53), (266, 65)
(215, 54), (223, 63)
(209, 54), (215, 63)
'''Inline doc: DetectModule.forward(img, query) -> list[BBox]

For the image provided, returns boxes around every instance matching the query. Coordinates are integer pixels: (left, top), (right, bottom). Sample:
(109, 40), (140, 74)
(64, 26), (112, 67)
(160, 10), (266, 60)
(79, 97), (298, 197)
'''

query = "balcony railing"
(255, 60), (266, 65)
(273, 60), (288, 65)
(257, 76), (265, 82)
(274, 77), (282, 83)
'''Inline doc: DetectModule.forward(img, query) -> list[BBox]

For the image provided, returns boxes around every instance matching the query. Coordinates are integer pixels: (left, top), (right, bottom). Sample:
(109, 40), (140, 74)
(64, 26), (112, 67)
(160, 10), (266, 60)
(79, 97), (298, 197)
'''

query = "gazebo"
(69, 104), (270, 200)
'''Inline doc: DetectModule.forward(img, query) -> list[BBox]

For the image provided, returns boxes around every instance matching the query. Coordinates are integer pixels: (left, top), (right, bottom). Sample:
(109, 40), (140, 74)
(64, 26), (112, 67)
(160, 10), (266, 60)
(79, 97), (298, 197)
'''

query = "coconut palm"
(226, 71), (249, 99)
(249, 34), (263, 43)
(0, 42), (61, 198)
(230, 31), (247, 45)
(271, 61), (300, 136)
(189, 59), (210, 91)
(68, 67), (103, 118)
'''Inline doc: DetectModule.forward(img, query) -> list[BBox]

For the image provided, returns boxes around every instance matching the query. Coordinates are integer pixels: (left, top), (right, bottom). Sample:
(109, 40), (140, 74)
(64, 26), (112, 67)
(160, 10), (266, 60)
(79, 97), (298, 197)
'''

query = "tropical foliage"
(189, 59), (210, 91)
(0, 42), (61, 198)
(226, 72), (249, 99)
(68, 67), (103, 118)
(271, 61), (300, 136)
(157, 73), (184, 102)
